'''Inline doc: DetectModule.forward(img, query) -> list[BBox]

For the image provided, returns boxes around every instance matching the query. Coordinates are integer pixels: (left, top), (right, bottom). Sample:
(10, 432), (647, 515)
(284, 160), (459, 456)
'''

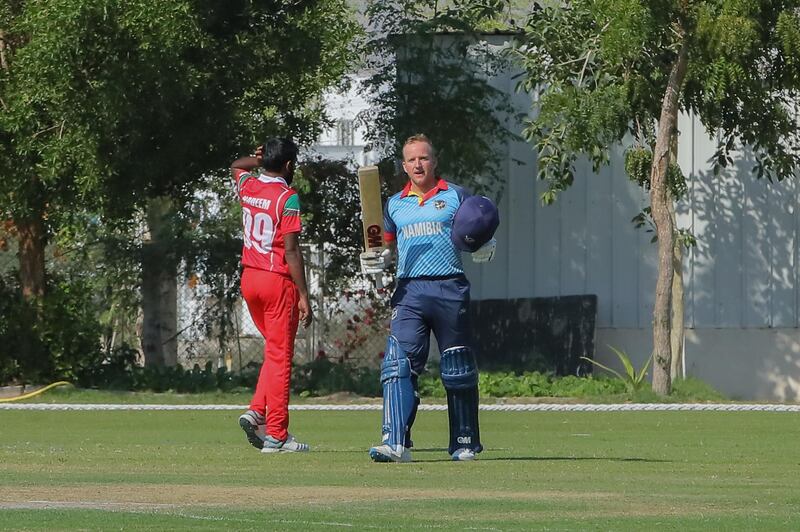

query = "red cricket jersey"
(233, 169), (301, 276)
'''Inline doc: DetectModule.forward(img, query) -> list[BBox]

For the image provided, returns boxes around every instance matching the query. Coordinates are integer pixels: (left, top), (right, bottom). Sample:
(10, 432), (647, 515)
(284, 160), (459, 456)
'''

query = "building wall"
(596, 328), (800, 402)
(457, 36), (800, 401)
(308, 35), (800, 401)
(311, 74), (378, 167)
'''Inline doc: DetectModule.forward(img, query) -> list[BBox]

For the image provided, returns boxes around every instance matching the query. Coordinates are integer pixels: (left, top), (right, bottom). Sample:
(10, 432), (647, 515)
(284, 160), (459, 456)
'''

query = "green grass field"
(1, 407), (799, 530)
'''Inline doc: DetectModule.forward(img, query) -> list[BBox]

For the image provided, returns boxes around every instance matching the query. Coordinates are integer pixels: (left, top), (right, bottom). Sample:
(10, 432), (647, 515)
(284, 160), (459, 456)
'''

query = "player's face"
(402, 141), (437, 191)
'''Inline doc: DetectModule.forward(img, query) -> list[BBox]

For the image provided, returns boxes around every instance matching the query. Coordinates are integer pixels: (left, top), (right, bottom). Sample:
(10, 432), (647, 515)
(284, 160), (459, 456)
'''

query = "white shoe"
(369, 444), (412, 463)
(451, 448), (476, 461)
(238, 410), (266, 449)
(261, 434), (310, 453)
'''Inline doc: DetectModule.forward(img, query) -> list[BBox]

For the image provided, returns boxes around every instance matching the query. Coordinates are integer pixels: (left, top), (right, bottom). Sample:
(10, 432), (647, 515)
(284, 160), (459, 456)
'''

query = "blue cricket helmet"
(450, 195), (500, 253)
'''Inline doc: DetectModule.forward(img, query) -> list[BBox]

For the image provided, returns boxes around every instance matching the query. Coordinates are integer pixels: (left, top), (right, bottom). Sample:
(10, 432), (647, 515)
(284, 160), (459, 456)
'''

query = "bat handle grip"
(374, 273), (383, 289)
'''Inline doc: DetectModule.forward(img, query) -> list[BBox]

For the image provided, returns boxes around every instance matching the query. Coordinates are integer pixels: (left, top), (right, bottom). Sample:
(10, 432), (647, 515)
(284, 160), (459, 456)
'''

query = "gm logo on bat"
(367, 224), (383, 248)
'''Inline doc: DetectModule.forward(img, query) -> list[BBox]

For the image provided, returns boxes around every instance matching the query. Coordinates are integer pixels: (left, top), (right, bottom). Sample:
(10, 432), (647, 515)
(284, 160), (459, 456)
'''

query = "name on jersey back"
(242, 195), (271, 210)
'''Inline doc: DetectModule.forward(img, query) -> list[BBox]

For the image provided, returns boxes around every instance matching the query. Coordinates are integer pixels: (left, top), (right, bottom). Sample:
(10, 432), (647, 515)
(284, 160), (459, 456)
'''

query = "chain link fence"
(175, 245), (392, 372)
(1, 232), (390, 374)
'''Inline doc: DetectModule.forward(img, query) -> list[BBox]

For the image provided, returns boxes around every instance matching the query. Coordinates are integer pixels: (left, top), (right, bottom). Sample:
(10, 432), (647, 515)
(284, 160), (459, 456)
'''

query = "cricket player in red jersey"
(232, 138), (313, 453)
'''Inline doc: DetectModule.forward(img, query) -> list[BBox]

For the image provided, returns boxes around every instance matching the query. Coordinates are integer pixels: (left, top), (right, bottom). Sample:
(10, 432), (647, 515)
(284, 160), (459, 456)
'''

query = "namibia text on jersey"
(402, 221), (443, 238)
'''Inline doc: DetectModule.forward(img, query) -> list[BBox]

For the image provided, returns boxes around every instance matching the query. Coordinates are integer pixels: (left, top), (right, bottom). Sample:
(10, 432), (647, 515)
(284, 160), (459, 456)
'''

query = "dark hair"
(261, 137), (299, 172)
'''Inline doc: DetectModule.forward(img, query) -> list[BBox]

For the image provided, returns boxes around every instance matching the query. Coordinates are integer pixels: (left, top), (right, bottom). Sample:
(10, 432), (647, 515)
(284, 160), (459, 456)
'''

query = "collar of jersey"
(401, 178), (448, 206)
(257, 173), (288, 186)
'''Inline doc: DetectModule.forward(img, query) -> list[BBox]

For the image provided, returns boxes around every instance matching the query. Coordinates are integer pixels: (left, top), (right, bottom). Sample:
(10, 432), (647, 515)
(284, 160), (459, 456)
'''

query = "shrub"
(581, 346), (652, 393)
(418, 370), (628, 398)
(0, 274), (104, 385)
(291, 357), (381, 397)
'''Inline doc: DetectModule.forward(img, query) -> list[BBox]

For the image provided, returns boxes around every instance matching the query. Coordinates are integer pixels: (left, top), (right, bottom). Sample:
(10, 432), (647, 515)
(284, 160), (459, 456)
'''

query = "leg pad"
(380, 336), (417, 448)
(440, 346), (481, 454)
(440, 346), (478, 389)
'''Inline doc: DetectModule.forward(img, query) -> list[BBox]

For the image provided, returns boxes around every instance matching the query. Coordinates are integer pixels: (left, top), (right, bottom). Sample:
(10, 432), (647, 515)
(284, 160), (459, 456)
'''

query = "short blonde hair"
(403, 134), (436, 157)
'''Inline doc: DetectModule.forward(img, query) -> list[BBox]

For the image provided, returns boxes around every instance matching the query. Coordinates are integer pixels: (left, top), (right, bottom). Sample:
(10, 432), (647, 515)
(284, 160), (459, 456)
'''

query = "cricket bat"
(357, 165), (385, 287)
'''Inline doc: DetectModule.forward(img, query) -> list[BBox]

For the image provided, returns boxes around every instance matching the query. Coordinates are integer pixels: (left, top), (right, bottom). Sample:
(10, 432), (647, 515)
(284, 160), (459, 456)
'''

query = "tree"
(98, 0), (359, 366)
(516, 1), (800, 394)
(0, 1), (359, 368)
(0, 1), (221, 368)
(362, 0), (522, 195)
(294, 158), (368, 285)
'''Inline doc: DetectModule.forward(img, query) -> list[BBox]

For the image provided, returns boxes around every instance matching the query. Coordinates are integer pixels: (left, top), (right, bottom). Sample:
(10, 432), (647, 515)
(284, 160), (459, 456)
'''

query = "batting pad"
(380, 336), (417, 448)
(440, 346), (478, 390)
(440, 346), (482, 454)
(446, 385), (482, 455)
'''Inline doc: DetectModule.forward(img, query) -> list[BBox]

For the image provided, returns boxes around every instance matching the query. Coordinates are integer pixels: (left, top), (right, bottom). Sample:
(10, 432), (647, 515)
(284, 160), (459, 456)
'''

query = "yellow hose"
(0, 381), (72, 403)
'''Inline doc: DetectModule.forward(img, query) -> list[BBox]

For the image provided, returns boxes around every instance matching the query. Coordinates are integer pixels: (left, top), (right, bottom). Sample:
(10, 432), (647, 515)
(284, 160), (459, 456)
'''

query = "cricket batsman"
(361, 134), (499, 462)
(232, 138), (313, 453)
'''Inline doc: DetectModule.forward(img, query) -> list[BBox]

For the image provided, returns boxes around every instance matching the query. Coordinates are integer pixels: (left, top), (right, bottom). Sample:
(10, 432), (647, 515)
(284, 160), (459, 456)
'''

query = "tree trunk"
(0, 29), (10, 71)
(14, 212), (47, 369)
(668, 134), (685, 381)
(2, 29), (43, 300)
(650, 40), (689, 396)
(16, 215), (46, 300)
(141, 196), (178, 367)
(669, 198), (685, 381)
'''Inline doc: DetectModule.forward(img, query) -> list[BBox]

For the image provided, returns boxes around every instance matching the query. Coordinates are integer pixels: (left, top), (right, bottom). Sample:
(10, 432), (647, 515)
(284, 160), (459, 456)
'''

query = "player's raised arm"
(230, 146), (263, 192)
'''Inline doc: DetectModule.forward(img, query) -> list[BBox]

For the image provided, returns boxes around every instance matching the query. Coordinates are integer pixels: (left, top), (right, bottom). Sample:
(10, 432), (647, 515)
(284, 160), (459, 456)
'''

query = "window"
(336, 119), (355, 147)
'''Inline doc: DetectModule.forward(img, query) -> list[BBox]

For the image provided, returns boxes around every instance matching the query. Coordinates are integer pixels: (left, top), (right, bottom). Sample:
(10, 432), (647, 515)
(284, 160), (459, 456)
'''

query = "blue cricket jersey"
(384, 179), (469, 278)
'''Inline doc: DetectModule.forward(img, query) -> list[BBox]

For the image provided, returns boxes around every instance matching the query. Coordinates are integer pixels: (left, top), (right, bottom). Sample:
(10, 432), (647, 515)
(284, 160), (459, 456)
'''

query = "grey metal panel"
(768, 175), (796, 327)
(585, 158), (614, 326)
(560, 158), (589, 295)
(677, 116), (799, 330)
(505, 129), (537, 299)
(456, 53), (800, 330)
(637, 187), (658, 331)
(533, 169), (562, 297)
(676, 112), (696, 328)
(609, 148), (642, 327)
(713, 153), (746, 327)
(742, 168), (773, 327)
(480, 70), (514, 300)
(482, 156), (512, 300)
(686, 124), (719, 327)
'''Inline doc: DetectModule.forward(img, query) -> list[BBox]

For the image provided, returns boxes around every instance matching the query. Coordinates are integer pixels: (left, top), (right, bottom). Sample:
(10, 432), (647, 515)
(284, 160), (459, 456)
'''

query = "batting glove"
(471, 238), (496, 263)
(360, 248), (393, 275)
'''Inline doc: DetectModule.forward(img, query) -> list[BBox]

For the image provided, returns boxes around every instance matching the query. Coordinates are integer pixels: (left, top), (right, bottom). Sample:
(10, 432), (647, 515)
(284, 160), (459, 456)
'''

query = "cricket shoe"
(369, 444), (411, 463)
(261, 434), (310, 453)
(450, 448), (476, 461)
(238, 410), (266, 450)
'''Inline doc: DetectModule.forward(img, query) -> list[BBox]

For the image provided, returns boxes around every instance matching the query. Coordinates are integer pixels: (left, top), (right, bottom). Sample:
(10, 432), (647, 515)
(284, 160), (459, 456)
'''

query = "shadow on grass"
(411, 447), (669, 462)
(312, 449), (670, 464)
(477, 456), (670, 463)
(411, 455), (671, 463)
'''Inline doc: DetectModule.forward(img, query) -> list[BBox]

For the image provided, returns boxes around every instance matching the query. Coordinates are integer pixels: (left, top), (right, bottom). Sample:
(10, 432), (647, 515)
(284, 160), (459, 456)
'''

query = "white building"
(456, 35), (800, 402)
(301, 35), (800, 402)
(311, 74), (378, 167)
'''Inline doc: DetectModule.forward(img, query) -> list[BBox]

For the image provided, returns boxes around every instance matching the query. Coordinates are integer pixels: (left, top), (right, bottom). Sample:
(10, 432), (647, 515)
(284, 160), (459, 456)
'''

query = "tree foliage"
(0, 0), (360, 381)
(361, 0), (522, 196)
(0, 0), (359, 261)
(517, 0), (800, 202)
(516, 1), (800, 394)
(293, 158), (375, 286)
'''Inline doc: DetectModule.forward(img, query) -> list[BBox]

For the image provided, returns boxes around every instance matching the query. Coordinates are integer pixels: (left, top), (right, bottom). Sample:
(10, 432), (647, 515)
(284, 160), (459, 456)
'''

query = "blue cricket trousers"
(389, 275), (471, 374)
